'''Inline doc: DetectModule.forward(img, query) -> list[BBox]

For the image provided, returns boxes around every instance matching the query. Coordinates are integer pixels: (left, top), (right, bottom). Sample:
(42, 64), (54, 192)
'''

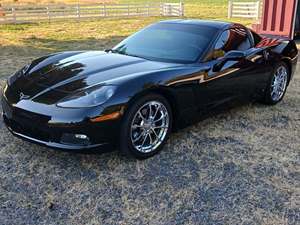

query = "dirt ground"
(0, 21), (300, 225)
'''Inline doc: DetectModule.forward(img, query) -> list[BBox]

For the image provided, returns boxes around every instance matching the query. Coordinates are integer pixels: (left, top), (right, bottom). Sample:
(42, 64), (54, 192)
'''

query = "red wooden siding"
(254, 0), (298, 38)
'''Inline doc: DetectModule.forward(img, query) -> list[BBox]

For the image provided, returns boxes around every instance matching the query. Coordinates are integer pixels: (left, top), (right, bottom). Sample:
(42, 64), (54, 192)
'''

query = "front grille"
(4, 115), (50, 142)
(2, 98), (53, 142)
(14, 107), (51, 124)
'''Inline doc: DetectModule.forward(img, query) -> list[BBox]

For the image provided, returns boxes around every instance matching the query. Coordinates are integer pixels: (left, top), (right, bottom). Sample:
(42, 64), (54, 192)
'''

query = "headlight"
(56, 85), (117, 108)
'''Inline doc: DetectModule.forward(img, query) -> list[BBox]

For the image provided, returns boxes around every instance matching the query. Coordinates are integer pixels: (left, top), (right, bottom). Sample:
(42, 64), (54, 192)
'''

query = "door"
(196, 27), (267, 112)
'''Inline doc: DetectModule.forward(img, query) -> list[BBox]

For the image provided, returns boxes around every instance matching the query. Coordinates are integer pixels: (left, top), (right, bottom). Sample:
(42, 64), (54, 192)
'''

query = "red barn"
(253, 0), (300, 39)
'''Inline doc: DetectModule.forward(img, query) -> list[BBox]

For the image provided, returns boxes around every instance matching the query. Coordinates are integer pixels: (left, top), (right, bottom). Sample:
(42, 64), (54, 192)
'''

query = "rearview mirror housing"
(212, 50), (246, 72)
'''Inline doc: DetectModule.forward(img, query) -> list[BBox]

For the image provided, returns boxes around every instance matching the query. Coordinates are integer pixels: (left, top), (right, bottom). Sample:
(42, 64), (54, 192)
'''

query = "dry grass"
(0, 4), (299, 225)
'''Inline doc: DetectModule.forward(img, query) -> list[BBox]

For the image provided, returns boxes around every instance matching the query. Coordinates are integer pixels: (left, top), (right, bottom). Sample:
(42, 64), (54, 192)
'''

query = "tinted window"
(213, 28), (252, 58)
(112, 23), (218, 63)
(250, 29), (262, 46)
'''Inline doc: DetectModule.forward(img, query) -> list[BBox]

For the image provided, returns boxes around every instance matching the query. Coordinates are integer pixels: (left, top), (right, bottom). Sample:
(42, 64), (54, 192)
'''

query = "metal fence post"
(12, 7), (16, 23)
(159, 2), (163, 16)
(256, 0), (260, 20)
(46, 5), (50, 22)
(180, 1), (184, 17)
(77, 3), (80, 21)
(228, 0), (232, 18)
(104, 4), (106, 17)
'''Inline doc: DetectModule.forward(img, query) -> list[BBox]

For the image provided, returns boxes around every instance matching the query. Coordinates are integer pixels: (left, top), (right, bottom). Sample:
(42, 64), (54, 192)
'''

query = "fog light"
(75, 134), (88, 140)
(61, 133), (90, 146)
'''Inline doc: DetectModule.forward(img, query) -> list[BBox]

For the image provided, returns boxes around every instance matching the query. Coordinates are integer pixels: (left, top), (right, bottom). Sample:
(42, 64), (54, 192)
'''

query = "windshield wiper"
(105, 49), (149, 60)
(104, 49), (120, 54)
(105, 49), (129, 56)
(105, 49), (132, 56)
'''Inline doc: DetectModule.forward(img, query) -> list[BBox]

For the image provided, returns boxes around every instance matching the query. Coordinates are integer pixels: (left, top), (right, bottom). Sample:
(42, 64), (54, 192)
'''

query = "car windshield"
(112, 23), (218, 63)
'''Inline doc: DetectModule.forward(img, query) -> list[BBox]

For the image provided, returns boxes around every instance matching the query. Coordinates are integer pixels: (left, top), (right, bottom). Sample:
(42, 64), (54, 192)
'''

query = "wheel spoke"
(151, 128), (159, 138)
(153, 125), (168, 129)
(148, 103), (152, 119)
(154, 114), (166, 122)
(148, 133), (153, 145)
(140, 134), (148, 149)
(151, 128), (163, 143)
(132, 124), (143, 129)
(133, 131), (144, 143)
(138, 111), (146, 121)
(152, 104), (160, 119)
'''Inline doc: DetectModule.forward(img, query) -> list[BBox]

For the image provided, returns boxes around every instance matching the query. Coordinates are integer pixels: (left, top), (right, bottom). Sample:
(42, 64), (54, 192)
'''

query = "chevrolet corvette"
(1, 20), (298, 158)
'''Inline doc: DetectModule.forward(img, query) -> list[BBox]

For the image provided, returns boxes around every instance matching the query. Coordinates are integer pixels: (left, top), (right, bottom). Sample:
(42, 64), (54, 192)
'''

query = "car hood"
(7, 51), (180, 104)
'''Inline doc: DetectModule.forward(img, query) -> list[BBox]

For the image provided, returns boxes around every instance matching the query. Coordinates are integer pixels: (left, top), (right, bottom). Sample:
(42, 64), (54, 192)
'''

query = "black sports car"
(1, 20), (298, 158)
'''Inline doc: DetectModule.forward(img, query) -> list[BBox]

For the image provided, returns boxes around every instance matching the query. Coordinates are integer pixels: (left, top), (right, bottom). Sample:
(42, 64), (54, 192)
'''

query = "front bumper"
(1, 97), (120, 151)
(3, 117), (107, 150)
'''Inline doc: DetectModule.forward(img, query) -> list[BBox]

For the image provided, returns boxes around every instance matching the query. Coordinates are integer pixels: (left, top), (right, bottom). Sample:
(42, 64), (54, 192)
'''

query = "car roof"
(159, 19), (236, 30)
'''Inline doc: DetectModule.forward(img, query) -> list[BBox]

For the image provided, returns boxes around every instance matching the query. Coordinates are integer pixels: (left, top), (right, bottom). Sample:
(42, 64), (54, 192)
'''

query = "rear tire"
(120, 94), (172, 159)
(262, 62), (289, 105)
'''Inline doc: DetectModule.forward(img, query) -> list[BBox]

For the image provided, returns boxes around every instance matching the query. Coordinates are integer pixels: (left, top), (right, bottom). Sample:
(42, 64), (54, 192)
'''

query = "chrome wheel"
(270, 65), (288, 102)
(130, 101), (169, 153)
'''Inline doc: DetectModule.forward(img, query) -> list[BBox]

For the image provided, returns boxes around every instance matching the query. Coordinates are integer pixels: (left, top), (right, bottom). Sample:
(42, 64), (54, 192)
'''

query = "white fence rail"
(228, 1), (261, 19)
(0, 2), (184, 24)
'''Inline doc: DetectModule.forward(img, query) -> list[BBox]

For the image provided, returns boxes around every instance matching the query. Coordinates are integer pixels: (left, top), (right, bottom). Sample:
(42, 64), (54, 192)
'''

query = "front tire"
(262, 62), (289, 105)
(120, 94), (172, 159)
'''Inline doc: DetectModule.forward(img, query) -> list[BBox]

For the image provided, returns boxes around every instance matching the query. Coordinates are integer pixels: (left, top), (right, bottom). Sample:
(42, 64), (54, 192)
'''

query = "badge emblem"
(19, 92), (30, 100)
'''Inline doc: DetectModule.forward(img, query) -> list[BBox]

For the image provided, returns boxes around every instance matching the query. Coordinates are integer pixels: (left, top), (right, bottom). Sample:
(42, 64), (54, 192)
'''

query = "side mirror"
(212, 50), (245, 72)
(224, 50), (246, 60)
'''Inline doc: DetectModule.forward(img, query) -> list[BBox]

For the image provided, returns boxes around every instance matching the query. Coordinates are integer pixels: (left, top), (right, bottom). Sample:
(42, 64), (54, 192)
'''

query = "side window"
(215, 30), (230, 51)
(212, 28), (252, 59)
(250, 30), (262, 46)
